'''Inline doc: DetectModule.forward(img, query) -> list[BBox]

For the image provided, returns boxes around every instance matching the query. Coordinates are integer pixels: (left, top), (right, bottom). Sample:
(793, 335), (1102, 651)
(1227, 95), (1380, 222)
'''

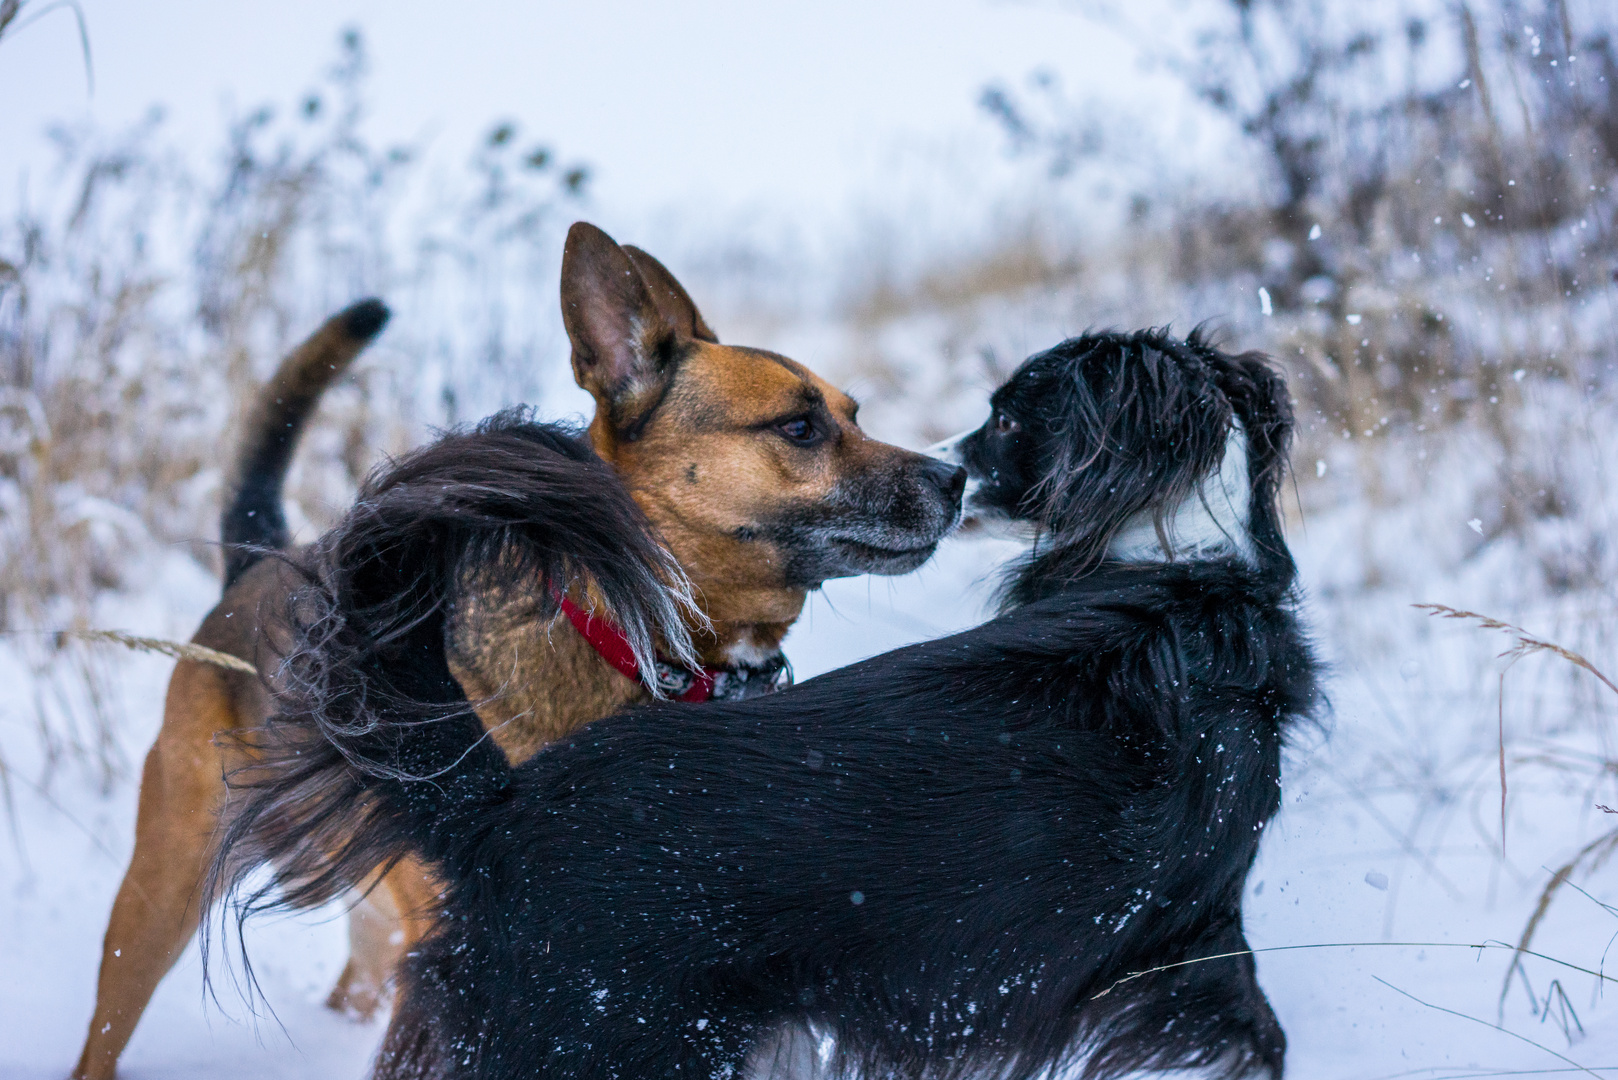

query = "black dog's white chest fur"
(214, 329), (1318, 1080)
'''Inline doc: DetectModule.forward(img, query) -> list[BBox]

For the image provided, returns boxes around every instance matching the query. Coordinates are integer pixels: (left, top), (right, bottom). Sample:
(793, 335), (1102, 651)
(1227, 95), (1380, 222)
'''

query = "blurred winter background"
(3, 0), (1618, 1075)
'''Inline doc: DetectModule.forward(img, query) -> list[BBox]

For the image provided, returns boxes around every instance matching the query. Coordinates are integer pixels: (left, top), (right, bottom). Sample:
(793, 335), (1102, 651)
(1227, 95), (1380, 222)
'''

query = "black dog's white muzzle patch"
(928, 428), (1034, 544)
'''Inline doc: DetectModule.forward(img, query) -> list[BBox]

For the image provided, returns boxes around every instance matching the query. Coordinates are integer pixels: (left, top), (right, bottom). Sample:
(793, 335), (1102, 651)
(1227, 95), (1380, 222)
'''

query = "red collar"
(557, 593), (718, 703)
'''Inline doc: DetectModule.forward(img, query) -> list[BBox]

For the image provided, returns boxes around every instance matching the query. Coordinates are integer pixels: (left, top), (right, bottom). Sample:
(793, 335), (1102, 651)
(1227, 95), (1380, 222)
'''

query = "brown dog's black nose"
(922, 459), (968, 505)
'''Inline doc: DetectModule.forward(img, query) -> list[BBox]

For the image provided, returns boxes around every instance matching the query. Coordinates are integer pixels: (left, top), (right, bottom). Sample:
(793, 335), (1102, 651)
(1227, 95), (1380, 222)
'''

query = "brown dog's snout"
(901, 453), (966, 523)
(886, 450), (957, 531)
(928, 459), (968, 506)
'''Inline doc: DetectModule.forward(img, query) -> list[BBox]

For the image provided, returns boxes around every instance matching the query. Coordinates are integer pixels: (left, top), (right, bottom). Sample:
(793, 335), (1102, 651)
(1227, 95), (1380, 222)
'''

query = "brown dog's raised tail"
(221, 298), (391, 590)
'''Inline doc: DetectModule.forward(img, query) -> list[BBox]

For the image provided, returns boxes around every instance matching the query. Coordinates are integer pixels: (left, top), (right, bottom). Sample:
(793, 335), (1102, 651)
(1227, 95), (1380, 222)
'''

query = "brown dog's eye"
(776, 417), (821, 446)
(995, 412), (1020, 435)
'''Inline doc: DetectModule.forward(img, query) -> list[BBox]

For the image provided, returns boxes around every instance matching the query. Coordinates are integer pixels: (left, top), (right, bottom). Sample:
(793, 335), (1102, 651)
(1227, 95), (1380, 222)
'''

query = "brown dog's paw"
(323, 960), (390, 1021)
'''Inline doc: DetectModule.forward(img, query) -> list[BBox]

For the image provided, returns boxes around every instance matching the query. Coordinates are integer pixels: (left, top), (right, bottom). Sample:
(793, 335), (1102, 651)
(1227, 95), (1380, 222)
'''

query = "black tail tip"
(341, 298), (391, 342)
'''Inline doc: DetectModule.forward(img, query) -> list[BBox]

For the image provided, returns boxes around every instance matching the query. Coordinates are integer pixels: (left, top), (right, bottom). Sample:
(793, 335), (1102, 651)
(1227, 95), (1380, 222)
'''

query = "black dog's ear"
(561, 222), (682, 426)
(1222, 350), (1297, 574)
(623, 245), (718, 344)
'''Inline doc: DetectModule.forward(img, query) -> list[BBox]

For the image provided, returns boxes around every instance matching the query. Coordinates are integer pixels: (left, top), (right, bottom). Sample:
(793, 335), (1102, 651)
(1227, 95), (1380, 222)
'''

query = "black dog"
(210, 329), (1318, 1080)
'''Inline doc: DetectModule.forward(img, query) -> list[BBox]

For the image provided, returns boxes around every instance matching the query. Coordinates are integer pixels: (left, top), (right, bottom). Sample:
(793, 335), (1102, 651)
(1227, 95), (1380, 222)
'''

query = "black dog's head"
(942, 328), (1295, 592)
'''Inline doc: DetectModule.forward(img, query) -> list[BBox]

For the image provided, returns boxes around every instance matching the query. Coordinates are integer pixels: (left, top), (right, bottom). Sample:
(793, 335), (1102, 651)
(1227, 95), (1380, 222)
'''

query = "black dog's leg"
(1083, 919), (1285, 1080)
(1229, 937), (1288, 1079)
(1179, 921), (1286, 1080)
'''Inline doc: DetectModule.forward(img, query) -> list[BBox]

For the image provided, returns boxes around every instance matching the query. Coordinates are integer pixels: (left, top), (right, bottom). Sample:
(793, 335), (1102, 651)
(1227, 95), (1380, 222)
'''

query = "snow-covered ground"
(6, 441), (1618, 1079)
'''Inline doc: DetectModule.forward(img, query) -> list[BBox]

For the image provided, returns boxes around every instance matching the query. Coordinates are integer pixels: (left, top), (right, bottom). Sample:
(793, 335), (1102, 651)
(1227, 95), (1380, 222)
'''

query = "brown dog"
(72, 221), (963, 1079)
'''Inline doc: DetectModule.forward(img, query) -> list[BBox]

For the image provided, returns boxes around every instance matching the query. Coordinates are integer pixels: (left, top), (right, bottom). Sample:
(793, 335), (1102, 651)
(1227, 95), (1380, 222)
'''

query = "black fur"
(211, 330), (1318, 1080)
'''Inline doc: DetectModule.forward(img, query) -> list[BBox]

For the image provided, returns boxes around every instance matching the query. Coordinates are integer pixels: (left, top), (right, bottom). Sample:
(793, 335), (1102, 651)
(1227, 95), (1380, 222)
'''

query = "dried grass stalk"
(1415, 602), (1618, 1017)
(59, 629), (259, 676)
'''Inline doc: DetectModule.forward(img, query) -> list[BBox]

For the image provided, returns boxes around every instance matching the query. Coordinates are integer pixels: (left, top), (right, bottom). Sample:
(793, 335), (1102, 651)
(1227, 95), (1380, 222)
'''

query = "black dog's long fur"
(210, 330), (1318, 1080)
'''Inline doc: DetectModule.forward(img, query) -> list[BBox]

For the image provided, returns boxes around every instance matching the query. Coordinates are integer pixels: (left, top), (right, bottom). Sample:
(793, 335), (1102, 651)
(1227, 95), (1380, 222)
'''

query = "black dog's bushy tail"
(204, 411), (698, 929)
(220, 298), (391, 590)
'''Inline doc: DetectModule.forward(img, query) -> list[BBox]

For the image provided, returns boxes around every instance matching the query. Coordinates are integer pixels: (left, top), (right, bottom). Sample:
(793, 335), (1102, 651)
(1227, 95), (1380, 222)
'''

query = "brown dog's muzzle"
(756, 450), (965, 587)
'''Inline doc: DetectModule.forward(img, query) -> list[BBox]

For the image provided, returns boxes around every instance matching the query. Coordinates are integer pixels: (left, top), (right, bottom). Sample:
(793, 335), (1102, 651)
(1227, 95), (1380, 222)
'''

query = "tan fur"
(454, 345), (860, 734)
(75, 226), (937, 1079)
(74, 559), (288, 1080)
(599, 346), (852, 655)
(450, 345), (896, 736)
(449, 605), (647, 763)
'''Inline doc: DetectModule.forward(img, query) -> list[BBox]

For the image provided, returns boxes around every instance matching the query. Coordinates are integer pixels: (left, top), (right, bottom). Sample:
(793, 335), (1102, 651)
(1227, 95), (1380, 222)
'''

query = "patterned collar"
(556, 594), (792, 704)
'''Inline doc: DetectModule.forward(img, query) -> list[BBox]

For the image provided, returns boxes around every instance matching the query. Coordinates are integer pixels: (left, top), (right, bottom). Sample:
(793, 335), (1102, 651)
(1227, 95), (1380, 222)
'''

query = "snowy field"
(6, 453), (1618, 1079)
(5, 0), (1618, 1074)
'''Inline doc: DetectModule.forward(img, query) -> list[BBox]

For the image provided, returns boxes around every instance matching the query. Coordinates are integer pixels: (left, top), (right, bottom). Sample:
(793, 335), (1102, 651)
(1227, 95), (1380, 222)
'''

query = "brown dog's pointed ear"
(622, 245), (718, 344)
(560, 222), (680, 424)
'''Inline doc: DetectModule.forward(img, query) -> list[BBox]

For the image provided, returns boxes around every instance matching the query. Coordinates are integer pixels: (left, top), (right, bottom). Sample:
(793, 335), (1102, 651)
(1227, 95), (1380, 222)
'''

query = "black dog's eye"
(776, 417), (822, 446)
(994, 412), (1020, 435)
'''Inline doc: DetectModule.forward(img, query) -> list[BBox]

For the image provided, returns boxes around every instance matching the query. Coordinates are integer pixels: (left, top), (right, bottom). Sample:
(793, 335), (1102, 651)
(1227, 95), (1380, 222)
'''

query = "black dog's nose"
(922, 459), (968, 505)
